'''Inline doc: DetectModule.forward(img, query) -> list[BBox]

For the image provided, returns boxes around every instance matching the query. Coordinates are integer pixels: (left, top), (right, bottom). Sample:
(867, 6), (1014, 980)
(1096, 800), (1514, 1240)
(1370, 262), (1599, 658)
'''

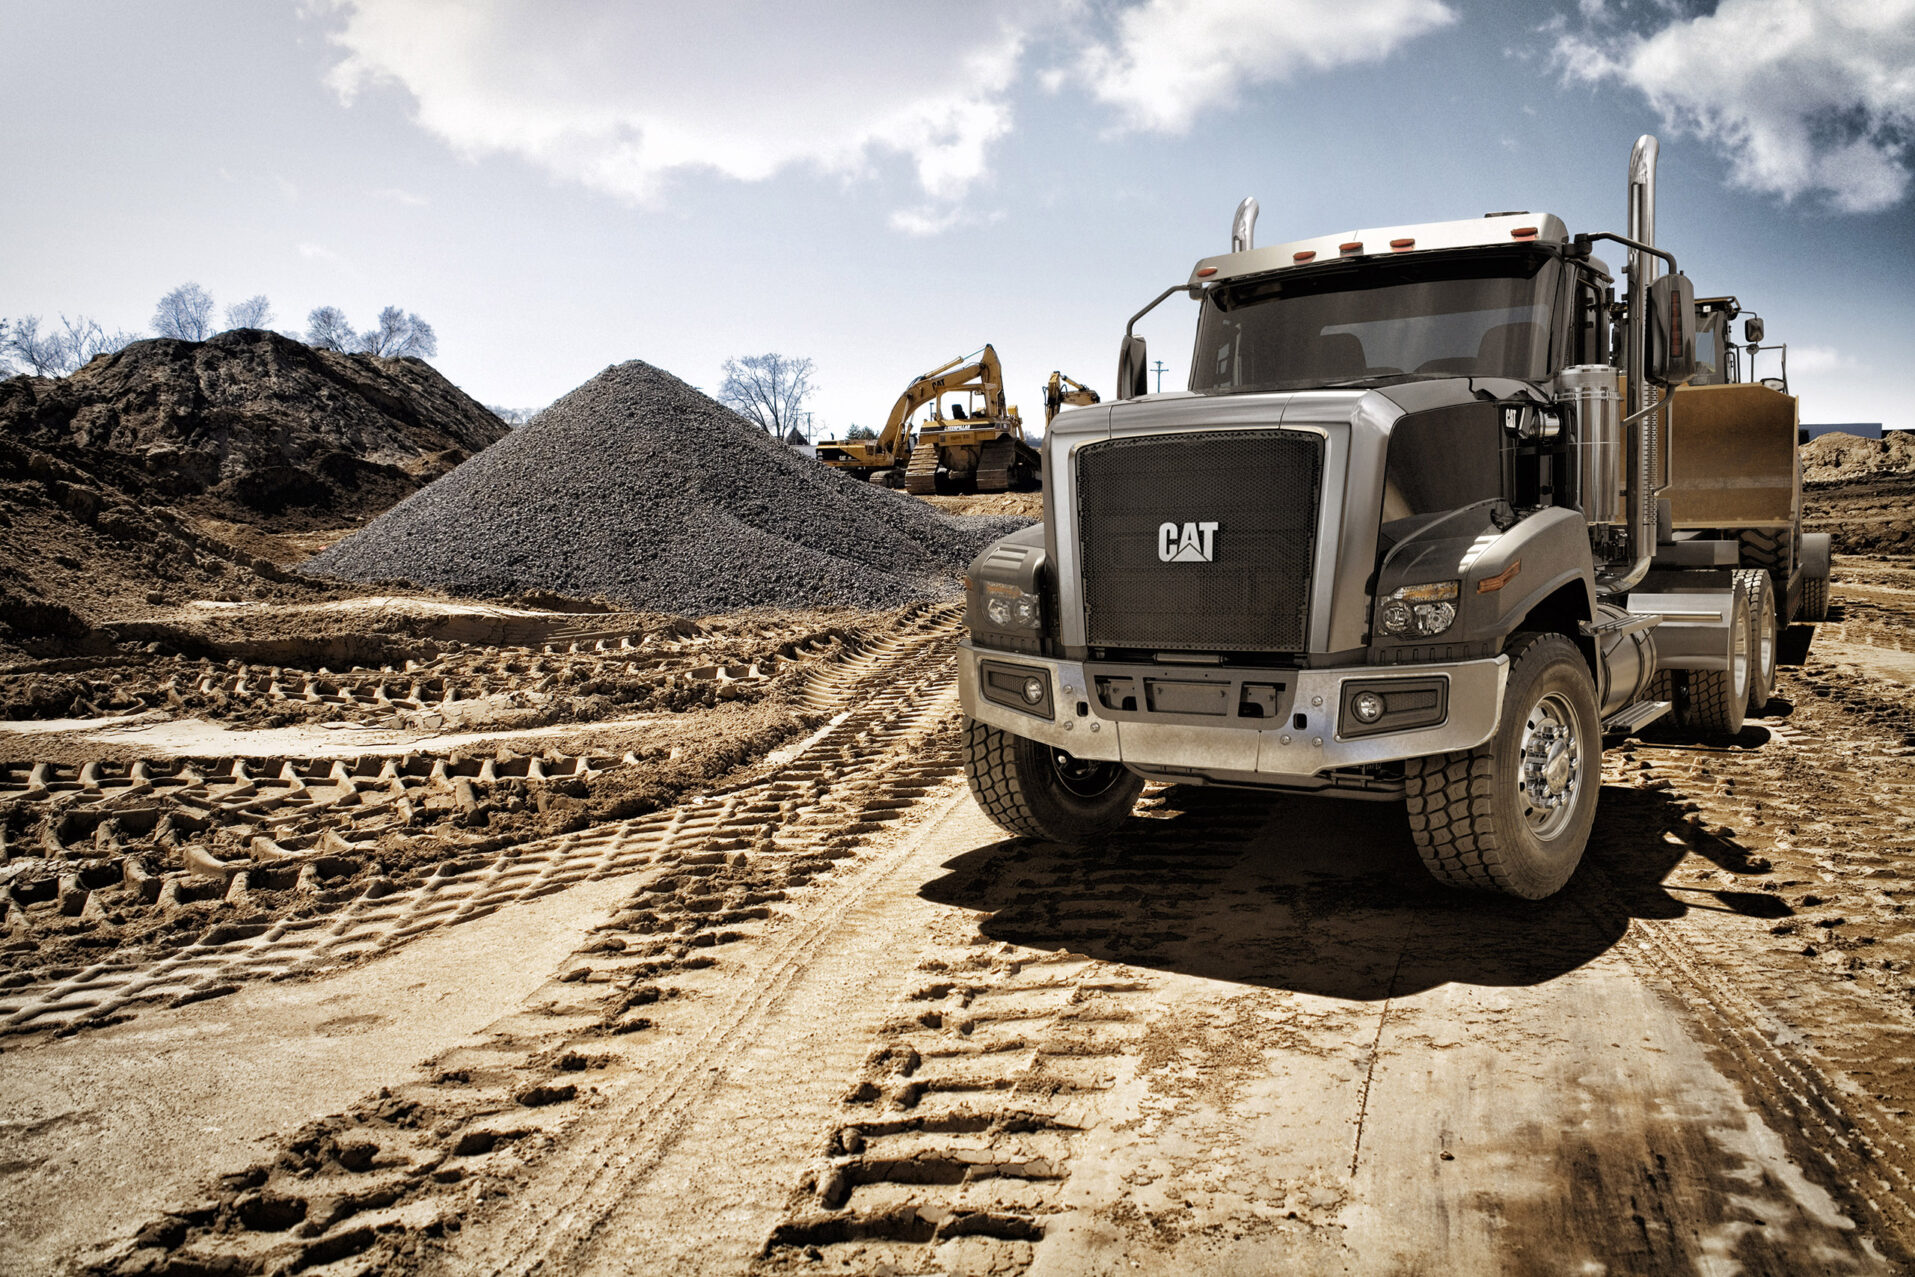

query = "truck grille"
(1076, 430), (1323, 652)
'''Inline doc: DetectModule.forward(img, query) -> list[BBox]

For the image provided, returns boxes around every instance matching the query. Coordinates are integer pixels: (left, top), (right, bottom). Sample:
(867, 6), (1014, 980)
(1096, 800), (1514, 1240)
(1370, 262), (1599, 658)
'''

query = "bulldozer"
(1043, 370), (1101, 428)
(816, 346), (1042, 494)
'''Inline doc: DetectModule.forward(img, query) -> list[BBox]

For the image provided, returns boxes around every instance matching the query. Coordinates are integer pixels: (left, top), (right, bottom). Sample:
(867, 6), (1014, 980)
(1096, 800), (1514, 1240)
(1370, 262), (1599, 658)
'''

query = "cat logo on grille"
(1157, 520), (1218, 563)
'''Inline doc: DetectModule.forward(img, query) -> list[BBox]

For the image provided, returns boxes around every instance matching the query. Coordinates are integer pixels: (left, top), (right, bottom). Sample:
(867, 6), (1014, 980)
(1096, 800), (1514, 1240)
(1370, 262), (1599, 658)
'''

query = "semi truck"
(957, 135), (1830, 900)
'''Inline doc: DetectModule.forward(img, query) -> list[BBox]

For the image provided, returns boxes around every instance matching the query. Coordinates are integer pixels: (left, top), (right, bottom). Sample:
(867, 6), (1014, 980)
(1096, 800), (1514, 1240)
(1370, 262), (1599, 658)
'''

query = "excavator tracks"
(903, 443), (941, 496)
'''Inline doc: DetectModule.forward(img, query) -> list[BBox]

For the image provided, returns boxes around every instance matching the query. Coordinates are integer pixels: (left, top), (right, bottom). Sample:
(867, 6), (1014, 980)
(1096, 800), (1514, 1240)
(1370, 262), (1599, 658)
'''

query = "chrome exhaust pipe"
(1232, 197), (1259, 253)
(1610, 134), (1661, 593)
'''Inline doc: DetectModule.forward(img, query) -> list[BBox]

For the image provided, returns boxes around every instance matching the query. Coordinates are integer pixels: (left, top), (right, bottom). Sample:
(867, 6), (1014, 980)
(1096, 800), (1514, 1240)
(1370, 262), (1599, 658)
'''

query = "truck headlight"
(984, 587), (1041, 630)
(1377, 580), (1459, 639)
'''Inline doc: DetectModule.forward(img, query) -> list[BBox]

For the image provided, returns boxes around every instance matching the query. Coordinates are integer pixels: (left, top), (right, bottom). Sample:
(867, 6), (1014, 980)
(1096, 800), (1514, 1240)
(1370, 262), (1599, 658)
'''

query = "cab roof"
(1188, 213), (1571, 288)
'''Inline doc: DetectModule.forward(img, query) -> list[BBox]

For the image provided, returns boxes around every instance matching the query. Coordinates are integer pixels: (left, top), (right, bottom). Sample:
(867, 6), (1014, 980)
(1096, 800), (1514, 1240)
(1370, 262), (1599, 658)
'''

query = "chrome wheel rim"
(1519, 692), (1583, 839)
(1731, 610), (1751, 700)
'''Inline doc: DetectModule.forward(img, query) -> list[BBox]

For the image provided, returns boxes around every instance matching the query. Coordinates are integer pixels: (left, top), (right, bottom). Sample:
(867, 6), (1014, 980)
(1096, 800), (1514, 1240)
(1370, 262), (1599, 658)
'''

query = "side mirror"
(1117, 335), (1148, 400)
(1743, 316), (1765, 344)
(1645, 271), (1698, 387)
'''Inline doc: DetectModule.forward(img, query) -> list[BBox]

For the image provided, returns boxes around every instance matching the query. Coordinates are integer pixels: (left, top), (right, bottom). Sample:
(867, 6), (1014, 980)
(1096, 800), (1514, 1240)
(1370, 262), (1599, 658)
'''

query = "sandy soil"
(4, 489), (1913, 1275)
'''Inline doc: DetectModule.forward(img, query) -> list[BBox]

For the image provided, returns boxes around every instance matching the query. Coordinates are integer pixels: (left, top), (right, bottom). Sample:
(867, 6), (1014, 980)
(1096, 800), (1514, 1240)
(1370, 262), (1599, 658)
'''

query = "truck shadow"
(920, 782), (1788, 1001)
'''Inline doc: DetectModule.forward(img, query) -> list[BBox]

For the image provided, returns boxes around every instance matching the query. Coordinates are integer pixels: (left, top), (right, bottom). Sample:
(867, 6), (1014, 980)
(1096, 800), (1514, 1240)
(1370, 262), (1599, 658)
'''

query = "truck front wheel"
(964, 719), (1144, 843)
(1403, 633), (1600, 900)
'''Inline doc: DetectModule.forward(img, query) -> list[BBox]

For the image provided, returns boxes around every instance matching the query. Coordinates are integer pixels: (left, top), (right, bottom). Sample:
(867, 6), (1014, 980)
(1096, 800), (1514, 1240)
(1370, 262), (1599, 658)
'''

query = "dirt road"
(6, 563), (1915, 1275)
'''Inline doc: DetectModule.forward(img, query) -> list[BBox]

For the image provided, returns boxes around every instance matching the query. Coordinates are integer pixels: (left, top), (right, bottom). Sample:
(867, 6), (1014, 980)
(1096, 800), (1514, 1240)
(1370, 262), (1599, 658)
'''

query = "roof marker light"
(1340, 241), (1363, 254)
(1196, 266), (1218, 277)
(1511, 226), (1538, 240)
(1390, 237), (1415, 251)
(1293, 250), (1316, 262)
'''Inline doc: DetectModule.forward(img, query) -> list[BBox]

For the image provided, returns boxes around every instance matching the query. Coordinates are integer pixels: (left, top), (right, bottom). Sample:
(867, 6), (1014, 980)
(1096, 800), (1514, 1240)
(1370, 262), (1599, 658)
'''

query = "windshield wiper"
(1315, 371), (1450, 389)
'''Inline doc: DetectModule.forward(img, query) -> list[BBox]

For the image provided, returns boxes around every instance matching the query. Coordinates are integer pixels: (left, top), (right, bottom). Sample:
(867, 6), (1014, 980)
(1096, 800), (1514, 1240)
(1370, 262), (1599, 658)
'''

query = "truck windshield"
(1191, 251), (1560, 393)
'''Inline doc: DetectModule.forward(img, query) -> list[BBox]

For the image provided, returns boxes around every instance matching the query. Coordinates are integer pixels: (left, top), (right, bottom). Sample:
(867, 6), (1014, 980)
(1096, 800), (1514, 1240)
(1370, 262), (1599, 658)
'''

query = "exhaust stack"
(1611, 134), (1662, 591)
(1232, 197), (1259, 253)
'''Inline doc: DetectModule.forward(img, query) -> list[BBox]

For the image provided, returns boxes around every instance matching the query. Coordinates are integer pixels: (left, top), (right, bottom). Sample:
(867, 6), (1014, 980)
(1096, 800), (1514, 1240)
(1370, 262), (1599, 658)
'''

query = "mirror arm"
(1125, 284), (1195, 344)
(1579, 231), (1678, 279)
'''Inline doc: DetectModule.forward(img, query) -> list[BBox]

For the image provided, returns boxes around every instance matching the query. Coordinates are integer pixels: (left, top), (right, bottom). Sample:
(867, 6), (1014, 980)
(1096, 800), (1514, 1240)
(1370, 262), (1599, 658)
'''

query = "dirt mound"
(0, 433), (347, 659)
(1803, 431), (1915, 486)
(304, 361), (1027, 612)
(0, 329), (506, 530)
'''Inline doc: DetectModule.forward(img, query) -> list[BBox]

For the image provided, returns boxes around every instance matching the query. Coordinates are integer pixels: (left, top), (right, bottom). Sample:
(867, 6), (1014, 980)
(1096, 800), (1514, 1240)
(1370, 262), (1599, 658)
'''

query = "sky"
(2, 0), (1911, 434)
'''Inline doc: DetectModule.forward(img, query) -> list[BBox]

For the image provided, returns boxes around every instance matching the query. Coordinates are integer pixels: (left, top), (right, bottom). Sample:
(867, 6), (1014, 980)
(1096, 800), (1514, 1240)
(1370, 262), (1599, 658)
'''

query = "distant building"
(784, 427), (816, 459)
(1801, 423), (1884, 441)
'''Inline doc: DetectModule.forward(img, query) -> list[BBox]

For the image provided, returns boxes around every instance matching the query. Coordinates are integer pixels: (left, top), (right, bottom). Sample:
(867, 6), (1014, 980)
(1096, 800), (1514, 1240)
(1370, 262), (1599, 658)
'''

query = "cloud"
(311, 0), (1461, 231)
(1788, 344), (1862, 375)
(1065, 0), (1457, 134)
(370, 186), (429, 207)
(1554, 0), (1915, 213)
(315, 0), (1042, 211)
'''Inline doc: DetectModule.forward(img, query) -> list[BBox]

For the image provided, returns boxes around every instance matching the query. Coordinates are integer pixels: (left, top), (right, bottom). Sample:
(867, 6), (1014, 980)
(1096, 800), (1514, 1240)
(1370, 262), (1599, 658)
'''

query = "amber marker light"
(1511, 226), (1538, 240)
(1390, 238), (1415, 251)
(1339, 241), (1363, 254)
(1293, 250), (1316, 262)
(1196, 266), (1218, 277)
(1476, 561), (1522, 593)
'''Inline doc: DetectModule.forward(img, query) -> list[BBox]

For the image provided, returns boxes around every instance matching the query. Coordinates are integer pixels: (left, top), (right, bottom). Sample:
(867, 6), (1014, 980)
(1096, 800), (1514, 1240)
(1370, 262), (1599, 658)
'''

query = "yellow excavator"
(816, 345), (1042, 494)
(1043, 370), (1101, 427)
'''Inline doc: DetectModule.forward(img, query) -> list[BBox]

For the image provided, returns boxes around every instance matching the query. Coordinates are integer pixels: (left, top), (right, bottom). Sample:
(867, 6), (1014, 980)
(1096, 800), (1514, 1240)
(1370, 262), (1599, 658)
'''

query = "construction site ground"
(5, 511), (1915, 1272)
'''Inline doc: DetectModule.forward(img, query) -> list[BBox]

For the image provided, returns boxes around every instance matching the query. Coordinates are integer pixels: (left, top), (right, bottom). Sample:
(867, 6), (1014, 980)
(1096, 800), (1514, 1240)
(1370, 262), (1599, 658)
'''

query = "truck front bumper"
(958, 641), (1509, 786)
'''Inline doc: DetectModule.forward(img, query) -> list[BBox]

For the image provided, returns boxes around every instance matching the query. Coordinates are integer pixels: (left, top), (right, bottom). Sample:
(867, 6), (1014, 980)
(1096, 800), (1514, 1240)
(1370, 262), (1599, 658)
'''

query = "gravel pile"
(304, 361), (1028, 613)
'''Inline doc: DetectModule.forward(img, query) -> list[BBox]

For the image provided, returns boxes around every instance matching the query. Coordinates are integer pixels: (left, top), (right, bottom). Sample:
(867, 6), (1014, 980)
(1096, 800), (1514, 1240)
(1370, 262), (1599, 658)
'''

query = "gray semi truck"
(957, 135), (1829, 900)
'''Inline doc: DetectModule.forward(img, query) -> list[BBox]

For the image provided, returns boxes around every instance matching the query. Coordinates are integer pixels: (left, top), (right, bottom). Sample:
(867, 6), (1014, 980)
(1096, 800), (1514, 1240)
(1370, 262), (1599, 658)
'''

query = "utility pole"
(1151, 360), (1168, 394)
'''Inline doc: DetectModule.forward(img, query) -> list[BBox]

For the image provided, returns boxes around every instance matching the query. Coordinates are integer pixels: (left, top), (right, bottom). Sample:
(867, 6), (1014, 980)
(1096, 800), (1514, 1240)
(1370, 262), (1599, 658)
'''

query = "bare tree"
(719, 353), (816, 436)
(224, 295), (273, 330)
(305, 305), (355, 352)
(3, 316), (69, 376)
(153, 283), (215, 341)
(0, 320), (12, 376)
(56, 315), (138, 370)
(359, 306), (437, 358)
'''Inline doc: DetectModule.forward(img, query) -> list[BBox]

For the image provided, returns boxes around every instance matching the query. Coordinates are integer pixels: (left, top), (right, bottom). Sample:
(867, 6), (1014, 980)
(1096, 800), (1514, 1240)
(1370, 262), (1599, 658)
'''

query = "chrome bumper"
(958, 641), (1509, 783)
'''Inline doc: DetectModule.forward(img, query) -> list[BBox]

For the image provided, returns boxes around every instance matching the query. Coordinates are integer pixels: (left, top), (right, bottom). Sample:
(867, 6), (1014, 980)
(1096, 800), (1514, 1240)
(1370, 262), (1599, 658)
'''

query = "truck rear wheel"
(964, 719), (1143, 843)
(1676, 587), (1752, 739)
(1736, 568), (1777, 713)
(1403, 633), (1600, 900)
(1800, 573), (1830, 623)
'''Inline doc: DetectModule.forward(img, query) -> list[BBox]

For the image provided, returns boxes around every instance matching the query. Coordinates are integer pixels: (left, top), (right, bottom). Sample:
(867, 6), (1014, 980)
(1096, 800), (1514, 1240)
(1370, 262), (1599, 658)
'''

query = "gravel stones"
(304, 361), (1028, 613)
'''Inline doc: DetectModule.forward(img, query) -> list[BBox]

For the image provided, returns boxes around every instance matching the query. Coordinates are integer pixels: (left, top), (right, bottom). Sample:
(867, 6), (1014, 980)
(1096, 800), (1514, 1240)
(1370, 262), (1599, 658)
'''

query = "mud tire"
(1736, 568), (1777, 713)
(1800, 573), (1830, 624)
(1402, 633), (1600, 900)
(964, 718), (1143, 843)
(1677, 588), (1752, 739)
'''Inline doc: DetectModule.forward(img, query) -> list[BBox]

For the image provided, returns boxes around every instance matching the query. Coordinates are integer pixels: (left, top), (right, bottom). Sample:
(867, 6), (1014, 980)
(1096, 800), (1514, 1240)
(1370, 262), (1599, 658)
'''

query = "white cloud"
(316, 0), (1042, 213)
(1066, 0), (1457, 134)
(1555, 0), (1915, 213)
(1788, 344), (1862, 375)
(310, 0), (1460, 231)
(370, 186), (429, 207)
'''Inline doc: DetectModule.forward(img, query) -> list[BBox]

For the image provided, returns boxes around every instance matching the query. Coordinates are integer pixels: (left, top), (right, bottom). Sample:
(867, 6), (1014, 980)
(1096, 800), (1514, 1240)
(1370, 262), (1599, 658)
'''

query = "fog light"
(1352, 690), (1385, 723)
(1021, 676), (1045, 705)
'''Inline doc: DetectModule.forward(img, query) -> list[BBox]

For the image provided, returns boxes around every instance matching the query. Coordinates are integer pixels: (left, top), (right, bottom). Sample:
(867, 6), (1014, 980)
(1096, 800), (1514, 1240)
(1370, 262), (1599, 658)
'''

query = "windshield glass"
(1191, 251), (1560, 393)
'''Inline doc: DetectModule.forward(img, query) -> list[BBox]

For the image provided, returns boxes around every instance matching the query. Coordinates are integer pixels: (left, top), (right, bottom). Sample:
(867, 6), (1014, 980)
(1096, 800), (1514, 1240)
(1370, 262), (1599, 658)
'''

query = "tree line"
(1, 282), (437, 378)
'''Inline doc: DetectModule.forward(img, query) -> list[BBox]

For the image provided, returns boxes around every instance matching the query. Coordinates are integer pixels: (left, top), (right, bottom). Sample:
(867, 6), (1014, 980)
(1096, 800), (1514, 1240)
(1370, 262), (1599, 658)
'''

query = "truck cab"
(958, 137), (1829, 900)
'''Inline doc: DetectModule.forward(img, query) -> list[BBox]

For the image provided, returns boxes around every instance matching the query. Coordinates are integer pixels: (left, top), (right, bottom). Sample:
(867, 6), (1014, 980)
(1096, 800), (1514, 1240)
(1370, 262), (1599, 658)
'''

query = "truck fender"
(1466, 506), (1598, 650)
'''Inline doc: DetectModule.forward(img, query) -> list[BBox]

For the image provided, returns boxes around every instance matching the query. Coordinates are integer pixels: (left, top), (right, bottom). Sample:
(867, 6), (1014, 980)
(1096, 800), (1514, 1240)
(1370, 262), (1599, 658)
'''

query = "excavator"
(1043, 370), (1101, 428)
(815, 345), (1043, 494)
